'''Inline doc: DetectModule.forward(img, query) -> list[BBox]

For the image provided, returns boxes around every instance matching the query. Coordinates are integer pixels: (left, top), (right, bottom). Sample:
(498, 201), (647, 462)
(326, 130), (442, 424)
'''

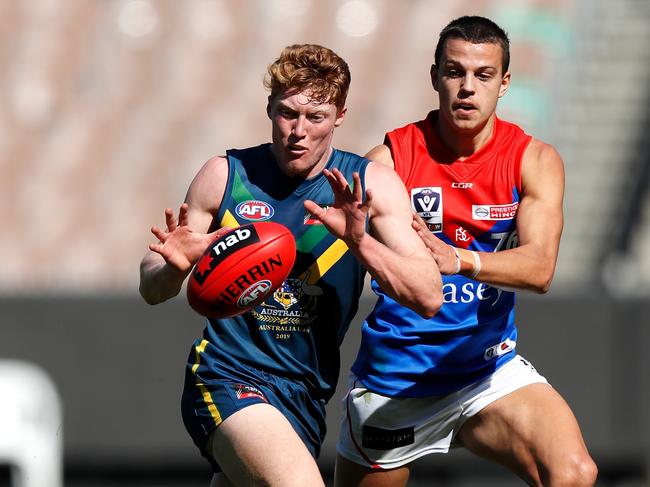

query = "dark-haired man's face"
(432, 38), (510, 134)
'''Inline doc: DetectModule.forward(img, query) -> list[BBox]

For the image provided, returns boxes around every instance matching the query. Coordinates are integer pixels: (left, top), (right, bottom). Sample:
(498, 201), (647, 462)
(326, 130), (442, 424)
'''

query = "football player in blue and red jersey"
(335, 16), (598, 487)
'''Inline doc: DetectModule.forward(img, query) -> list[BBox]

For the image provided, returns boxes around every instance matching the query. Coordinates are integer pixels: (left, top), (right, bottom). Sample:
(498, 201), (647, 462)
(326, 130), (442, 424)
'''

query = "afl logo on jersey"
(411, 187), (443, 232)
(236, 200), (274, 221)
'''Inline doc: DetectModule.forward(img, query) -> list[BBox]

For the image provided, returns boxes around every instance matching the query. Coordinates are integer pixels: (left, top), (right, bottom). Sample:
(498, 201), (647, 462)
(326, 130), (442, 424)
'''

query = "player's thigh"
(335, 454), (410, 487)
(457, 383), (594, 484)
(208, 403), (325, 487)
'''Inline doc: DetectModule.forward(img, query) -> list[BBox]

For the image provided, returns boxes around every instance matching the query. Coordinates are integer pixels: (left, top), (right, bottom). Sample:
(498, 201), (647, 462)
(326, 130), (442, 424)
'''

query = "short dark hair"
(434, 16), (510, 73)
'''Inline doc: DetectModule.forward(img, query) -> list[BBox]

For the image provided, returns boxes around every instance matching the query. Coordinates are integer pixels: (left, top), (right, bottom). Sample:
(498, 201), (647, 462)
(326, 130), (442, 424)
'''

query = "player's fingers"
(325, 172), (341, 192)
(414, 228), (433, 247)
(149, 242), (164, 255)
(164, 208), (177, 231)
(363, 188), (374, 209)
(352, 172), (363, 199)
(330, 168), (349, 192)
(412, 223), (439, 251)
(411, 219), (429, 236)
(304, 200), (325, 220)
(151, 226), (167, 242)
(412, 212), (428, 228)
(322, 169), (340, 192)
(152, 244), (174, 262)
(178, 203), (190, 226)
(322, 168), (342, 190)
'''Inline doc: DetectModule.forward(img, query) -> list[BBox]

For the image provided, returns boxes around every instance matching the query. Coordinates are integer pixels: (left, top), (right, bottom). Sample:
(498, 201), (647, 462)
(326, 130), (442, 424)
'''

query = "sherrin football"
(187, 221), (296, 319)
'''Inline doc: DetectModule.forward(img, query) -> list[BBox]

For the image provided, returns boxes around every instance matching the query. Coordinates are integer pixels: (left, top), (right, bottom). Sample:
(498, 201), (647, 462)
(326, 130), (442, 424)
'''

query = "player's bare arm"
(306, 164), (442, 318)
(365, 144), (395, 169)
(412, 139), (564, 292)
(139, 156), (229, 304)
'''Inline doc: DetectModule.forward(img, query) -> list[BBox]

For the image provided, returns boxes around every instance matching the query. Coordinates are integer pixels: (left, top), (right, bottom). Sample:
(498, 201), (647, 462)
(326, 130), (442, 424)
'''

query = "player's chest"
(406, 167), (519, 243)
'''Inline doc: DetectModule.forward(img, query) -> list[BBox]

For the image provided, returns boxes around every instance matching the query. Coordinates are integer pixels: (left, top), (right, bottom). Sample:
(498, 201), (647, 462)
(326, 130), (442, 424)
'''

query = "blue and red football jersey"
(352, 111), (532, 397)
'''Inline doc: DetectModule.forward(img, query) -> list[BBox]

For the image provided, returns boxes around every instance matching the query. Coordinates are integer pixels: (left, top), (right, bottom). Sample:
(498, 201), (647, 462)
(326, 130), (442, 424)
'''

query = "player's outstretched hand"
(304, 169), (371, 247)
(412, 212), (459, 274)
(149, 203), (229, 273)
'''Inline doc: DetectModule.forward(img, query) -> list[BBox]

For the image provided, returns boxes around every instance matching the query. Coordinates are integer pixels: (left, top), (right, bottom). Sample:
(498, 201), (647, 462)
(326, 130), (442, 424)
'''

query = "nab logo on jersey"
(411, 187), (443, 232)
(236, 200), (274, 221)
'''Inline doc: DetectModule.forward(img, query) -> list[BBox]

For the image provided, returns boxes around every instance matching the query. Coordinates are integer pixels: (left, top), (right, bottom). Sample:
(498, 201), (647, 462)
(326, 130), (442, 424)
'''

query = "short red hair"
(265, 44), (351, 110)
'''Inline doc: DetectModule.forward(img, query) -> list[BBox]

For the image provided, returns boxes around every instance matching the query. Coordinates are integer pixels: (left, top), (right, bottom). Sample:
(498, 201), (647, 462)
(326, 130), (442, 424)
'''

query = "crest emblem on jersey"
(235, 200), (274, 221)
(472, 203), (518, 220)
(273, 279), (303, 310)
(411, 187), (443, 232)
(455, 227), (471, 242)
(253, 276), (320, 329)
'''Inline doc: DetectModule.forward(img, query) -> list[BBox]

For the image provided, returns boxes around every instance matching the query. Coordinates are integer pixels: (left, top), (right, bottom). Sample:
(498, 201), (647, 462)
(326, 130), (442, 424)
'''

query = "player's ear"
(498, 71), (511, 98)
(430, 64), (439, 92)
(266, 95), (273, 119)
(334, 106), (347, 127)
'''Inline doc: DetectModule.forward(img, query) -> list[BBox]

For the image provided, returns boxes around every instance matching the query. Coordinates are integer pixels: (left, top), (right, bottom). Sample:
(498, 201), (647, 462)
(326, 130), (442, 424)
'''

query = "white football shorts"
(336, 355), (547, 469)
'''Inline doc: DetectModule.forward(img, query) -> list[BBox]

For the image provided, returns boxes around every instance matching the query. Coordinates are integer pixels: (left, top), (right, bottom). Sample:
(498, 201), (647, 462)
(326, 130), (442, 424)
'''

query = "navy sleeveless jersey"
(352, 111), (532, 397)
(197, 144), (368, 401)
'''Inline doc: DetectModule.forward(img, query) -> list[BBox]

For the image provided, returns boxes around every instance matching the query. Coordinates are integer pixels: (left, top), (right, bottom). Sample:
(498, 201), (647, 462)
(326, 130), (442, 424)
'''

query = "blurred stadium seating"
(1, 0), (649, 485)
(1, 0), (648, 296)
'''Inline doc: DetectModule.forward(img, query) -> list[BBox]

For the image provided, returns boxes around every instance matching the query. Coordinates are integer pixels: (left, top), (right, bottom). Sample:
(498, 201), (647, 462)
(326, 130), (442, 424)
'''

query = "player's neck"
(307, 146), (334, 179)
(436, 114), (496, 160)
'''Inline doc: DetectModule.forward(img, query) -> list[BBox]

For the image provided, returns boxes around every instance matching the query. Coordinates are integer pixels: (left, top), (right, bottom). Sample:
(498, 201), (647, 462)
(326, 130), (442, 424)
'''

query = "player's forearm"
(462, 246), (557, 293)
(351, 235), (442, 318)
(139, 254), (189, 305)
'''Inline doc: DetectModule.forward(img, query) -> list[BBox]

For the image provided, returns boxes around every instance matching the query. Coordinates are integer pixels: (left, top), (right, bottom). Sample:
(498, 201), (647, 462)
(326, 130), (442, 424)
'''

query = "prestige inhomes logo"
(472, 203), (518, 220)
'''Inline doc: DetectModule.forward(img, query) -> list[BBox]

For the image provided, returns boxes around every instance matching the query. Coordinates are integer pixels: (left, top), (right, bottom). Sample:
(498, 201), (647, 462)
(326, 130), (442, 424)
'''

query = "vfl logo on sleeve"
(236, 200), (274, 221)
(472, 203), (518, 220)
(411, 187), (443, 232)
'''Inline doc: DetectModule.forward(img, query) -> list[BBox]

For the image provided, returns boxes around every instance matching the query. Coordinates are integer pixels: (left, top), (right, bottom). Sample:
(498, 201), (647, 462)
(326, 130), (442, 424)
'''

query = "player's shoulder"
(365, 160), (404, 190)
(186, 155), (229, 211)
(521, 138), (564, 191)
(198, 155), (229, 177)
(365, 144), (394, 169)
(523, 138), (563, 167)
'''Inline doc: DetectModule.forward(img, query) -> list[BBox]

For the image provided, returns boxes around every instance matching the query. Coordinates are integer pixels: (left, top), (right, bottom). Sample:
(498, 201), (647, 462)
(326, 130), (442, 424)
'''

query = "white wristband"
(452, 247), (461, 274)
(468, 250), (481, 279)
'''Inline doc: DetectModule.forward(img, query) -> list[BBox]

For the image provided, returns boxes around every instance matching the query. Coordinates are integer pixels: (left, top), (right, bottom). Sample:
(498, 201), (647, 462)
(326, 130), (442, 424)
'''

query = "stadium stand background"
(0, 0), (649, 485)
